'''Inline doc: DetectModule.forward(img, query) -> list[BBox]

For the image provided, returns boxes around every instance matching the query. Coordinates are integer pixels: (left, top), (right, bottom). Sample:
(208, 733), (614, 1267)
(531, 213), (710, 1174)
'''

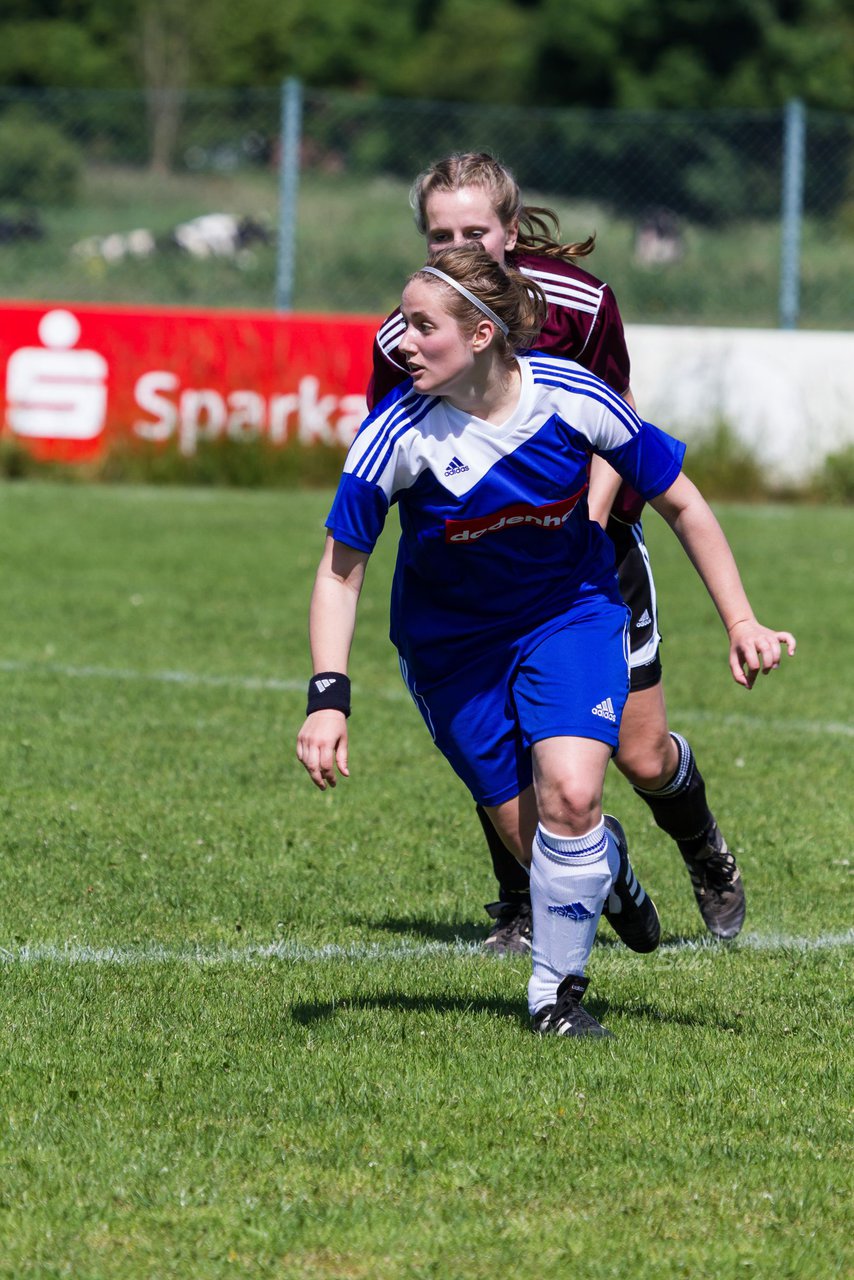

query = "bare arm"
(296, 535), (370, 790)
(650, 473), (796, 688)
(587, 385), (637, 528)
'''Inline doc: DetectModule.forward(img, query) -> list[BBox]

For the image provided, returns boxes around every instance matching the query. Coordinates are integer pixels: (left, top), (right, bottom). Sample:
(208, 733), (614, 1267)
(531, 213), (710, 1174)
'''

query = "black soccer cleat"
(680, 822), (746, 940)
(482, 900), (533, 956)
(601, 814), (661, 953)
(531, 974), (612, 1039)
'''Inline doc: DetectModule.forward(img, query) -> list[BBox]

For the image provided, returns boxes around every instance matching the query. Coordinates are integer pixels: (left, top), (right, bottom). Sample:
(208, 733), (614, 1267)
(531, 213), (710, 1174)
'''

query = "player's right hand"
(727, 619), (797, 689)
(296, 709), (350, 790)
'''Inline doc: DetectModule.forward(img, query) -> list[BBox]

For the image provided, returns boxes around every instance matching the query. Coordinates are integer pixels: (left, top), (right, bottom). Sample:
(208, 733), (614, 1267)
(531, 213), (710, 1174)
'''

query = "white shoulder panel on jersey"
(376, 311), (407, 362)
(343, 388), (446, 498)
(344, 365), (543, 501)
(528, 355), (641, 450)
(518, 265), (605, 317)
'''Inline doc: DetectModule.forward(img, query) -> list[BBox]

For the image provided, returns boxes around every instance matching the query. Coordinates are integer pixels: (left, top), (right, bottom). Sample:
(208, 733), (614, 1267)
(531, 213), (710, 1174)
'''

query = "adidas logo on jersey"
(444, 456), (469, 477)
(548, 901), (596, 922)
(636, 609), (652, 628)
(591, 697), (617, 722)
(313, 677), (338, 693)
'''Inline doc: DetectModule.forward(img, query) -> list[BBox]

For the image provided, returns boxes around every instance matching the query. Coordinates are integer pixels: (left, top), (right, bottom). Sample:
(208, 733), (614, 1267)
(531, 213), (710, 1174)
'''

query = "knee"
(537, 779), (602, 836)
(616, 726), (678, 791)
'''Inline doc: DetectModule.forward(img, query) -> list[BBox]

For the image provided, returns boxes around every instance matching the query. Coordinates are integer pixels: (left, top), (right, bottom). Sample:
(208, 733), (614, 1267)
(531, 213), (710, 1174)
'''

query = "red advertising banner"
(0, 301), (381, 462)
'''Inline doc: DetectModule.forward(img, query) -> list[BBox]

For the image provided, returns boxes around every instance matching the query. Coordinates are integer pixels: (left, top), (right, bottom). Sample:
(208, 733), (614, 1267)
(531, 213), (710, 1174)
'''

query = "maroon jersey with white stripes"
(368, 249), (631, 411)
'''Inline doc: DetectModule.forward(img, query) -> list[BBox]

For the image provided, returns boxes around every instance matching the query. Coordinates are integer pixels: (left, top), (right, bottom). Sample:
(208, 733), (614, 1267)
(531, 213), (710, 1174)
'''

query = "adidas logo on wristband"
(306, 671), (351, 717)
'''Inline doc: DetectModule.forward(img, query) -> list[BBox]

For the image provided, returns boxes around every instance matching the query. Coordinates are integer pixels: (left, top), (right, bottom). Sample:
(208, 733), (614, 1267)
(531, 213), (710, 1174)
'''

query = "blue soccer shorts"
(400, 589), (631, 807)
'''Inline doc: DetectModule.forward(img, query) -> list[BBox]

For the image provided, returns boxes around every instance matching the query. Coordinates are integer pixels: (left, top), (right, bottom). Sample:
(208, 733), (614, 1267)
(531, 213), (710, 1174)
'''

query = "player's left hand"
(727, 618), (797, 689)
(296, 709), (350, 790)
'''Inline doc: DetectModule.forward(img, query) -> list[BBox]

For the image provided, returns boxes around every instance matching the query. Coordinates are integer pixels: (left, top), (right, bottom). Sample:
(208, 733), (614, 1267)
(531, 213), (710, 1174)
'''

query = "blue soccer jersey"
(326, 353), (685, 686)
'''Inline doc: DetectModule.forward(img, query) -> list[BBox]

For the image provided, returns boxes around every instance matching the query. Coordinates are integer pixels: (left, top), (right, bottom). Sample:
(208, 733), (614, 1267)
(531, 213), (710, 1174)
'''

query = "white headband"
(420, 265), (510, 337)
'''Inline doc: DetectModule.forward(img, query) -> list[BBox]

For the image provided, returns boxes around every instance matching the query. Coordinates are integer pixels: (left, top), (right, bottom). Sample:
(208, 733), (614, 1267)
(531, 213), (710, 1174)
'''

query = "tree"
(132, 0), (191, 172)
(0, 18), (122, 88)
(530, 0), (854, 112)
(0, 0), (850, 116)
(385, 0), (537, 104)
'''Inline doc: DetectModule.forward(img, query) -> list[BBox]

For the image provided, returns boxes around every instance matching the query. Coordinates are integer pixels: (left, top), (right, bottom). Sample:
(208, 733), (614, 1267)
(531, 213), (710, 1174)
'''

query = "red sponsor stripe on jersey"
(445, 486), (586, 543)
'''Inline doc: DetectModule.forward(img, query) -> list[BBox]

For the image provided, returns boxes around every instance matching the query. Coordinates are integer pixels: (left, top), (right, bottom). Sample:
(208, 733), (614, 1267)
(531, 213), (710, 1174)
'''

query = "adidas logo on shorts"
(591, 697), (617, 722)
(636, 608), (652, 628)
(444, 456), (469, 477)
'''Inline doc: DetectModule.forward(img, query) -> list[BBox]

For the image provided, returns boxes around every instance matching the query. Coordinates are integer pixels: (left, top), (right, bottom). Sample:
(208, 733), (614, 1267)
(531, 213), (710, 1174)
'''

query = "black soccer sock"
(475, 803), (531, 905)
(633, 733), (716, 857)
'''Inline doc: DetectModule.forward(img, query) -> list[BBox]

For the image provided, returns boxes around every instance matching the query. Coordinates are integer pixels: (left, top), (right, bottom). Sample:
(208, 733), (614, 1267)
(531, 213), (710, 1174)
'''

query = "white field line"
(672, 709), (854, 738)
(1, 931), (852, 968)
(1, 658), (852, 738)
(0, 659), (305, 694)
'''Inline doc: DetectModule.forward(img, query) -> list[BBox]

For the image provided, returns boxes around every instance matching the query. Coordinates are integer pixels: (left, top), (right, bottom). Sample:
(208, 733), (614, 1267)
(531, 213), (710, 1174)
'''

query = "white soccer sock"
(528, 819), (620, 1015)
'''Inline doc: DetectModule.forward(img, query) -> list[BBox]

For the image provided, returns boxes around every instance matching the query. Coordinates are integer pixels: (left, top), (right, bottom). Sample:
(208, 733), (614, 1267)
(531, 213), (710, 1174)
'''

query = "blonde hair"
(409, 151), (595, 262)
(410, 245), (548, 360)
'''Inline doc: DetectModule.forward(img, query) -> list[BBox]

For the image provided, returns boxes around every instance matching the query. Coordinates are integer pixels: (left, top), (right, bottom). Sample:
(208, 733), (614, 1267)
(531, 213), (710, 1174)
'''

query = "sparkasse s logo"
(5, 309), (108, 441)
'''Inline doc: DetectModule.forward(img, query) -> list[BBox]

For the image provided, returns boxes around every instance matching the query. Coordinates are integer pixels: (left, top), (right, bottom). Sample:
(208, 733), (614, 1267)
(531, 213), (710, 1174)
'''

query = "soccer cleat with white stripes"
(482, 900), (533, 956)
(601, 814), (661, 953)
(531, 974), (612, 1039)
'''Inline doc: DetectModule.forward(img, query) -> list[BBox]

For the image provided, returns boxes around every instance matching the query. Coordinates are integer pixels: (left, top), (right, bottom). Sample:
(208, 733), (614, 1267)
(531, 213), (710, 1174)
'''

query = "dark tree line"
(0, 0), (851, 113)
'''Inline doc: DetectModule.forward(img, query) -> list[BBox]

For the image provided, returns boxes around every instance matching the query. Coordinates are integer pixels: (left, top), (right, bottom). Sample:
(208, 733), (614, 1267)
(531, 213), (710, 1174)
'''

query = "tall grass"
(2, 165), (852, 326)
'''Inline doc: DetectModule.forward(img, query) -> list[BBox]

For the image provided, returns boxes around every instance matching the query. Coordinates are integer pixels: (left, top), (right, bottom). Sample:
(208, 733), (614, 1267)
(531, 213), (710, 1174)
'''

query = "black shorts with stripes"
(607, 515), (663, 692)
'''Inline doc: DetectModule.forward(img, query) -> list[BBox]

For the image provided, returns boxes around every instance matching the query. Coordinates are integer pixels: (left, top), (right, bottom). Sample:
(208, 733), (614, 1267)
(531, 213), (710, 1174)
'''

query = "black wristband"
(306, 671), (351, 717)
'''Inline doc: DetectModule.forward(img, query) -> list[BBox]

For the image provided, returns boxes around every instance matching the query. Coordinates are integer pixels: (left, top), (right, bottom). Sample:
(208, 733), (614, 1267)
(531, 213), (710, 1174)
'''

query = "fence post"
(275, 77), (303, 312)
(779, 98), (806, 330)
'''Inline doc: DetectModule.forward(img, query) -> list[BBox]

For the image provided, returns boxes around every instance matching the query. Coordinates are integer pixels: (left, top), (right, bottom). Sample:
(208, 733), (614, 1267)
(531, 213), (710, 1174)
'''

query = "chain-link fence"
(0, 84), (851, 329)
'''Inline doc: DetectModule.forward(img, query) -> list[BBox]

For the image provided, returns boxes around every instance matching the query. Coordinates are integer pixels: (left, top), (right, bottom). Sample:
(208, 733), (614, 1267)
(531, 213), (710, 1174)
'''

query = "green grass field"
(0, 482), (852, 1279)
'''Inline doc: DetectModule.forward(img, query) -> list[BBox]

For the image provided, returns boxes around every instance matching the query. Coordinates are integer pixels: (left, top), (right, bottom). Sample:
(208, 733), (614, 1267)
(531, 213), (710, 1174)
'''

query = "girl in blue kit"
(376, 151), (747, 951)
(296, 245), (795, 1039)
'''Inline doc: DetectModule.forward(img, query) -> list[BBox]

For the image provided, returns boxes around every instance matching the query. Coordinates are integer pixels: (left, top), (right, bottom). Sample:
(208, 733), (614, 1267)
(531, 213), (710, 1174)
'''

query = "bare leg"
(613, 683), (678, 790)
(481, 786), (538, 869)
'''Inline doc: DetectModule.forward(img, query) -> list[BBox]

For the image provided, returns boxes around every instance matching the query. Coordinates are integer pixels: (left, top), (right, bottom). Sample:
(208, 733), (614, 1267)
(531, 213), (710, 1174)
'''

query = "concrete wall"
(624, 325), (854, 484)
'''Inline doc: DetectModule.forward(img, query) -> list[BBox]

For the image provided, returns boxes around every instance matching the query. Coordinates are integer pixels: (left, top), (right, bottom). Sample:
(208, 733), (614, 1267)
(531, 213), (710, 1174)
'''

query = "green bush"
(94, 437), (347, 489)
(0, 109), (82, 205)
(0, 437), (349, 488)
(0, 438), (42, 480)
(811, 443), (854, 504)
(681, 421), (767, 501)
(5, 424), (853, 506)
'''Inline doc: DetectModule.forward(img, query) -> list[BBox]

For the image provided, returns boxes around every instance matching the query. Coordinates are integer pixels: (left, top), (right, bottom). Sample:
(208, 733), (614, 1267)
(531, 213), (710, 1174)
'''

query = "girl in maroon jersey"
(370, 151), (747, 950)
